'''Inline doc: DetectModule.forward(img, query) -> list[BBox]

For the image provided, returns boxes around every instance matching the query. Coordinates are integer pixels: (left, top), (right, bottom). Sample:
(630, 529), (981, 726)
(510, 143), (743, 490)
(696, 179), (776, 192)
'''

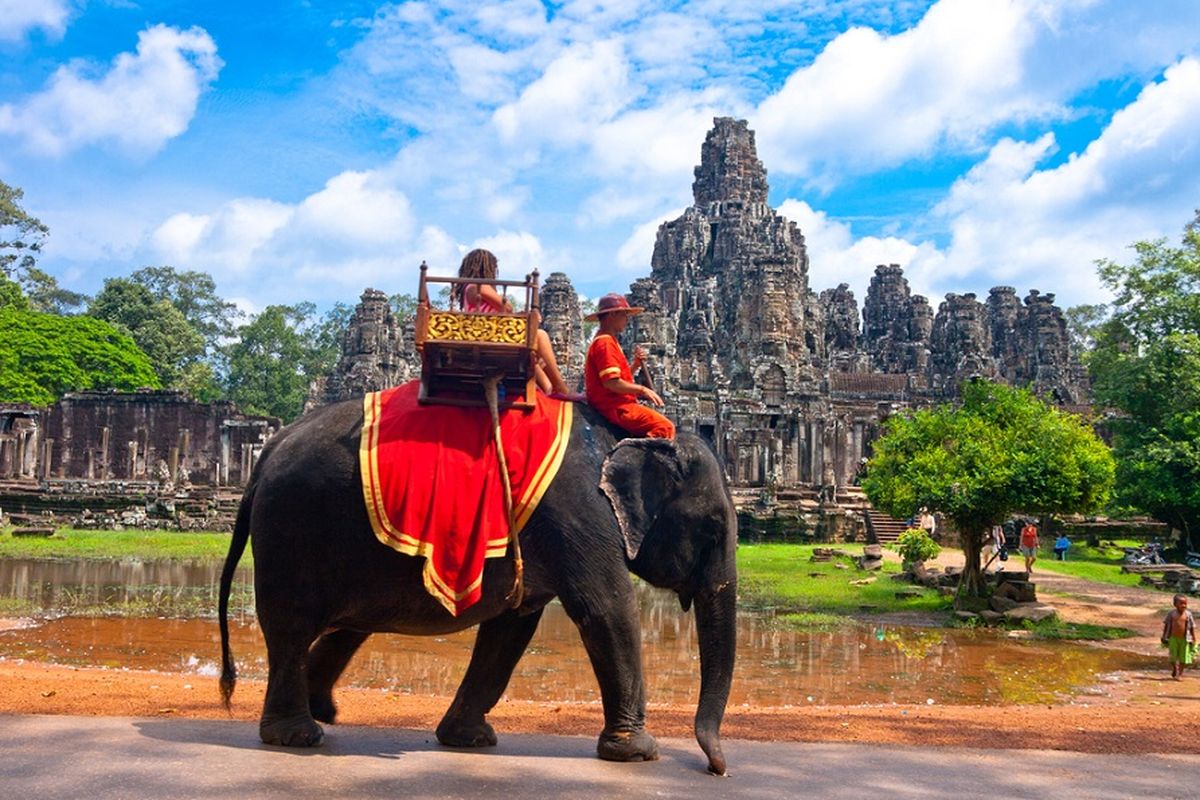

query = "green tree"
(88, 278), (208, 391)
(0, 272), (29, 311)
(0, 308), (160, 405)
(1064, 303), (1109, 359)
(389, 293), (417, 327)
(862, 380), (1114, 597)
(0, 180), (86, 314)
(224, 304), (332, 421)
(129, 266), (240, 349)
(0, 179), (48, 279)
(1091, 214), (1200, 546)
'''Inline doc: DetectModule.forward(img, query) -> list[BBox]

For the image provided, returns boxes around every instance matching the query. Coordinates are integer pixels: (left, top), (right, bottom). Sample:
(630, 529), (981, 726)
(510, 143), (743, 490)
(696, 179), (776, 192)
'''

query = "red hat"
(585, 293), (644, 321)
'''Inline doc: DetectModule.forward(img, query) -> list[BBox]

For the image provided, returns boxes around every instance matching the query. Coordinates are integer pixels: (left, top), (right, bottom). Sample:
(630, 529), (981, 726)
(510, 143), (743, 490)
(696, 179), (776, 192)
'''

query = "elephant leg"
(259, 616), (325, 747)
(562, 588), (659, 763)
(436, 607), (544, 747)
(306, 629), (370, 724)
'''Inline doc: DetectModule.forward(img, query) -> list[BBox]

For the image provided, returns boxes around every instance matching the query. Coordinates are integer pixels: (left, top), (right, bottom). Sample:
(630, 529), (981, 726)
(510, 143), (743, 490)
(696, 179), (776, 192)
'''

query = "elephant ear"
(599, 438), (683, 560)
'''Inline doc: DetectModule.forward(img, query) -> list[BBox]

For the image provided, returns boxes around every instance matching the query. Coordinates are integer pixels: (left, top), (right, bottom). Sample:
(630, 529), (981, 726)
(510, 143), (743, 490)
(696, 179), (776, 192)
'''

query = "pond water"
(0, 558), (1158, 706)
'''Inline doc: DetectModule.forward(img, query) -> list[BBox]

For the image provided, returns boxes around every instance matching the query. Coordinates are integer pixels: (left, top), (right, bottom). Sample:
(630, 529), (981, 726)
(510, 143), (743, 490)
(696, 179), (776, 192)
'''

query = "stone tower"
(640, 116), (824, 407)
(539, 272), (585, 388)
(311, 288), (410, 406)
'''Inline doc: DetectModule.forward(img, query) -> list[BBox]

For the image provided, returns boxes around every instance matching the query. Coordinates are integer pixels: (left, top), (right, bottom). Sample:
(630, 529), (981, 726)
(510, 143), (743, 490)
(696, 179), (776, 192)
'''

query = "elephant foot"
(436, 716), (498, 748)
(260, 713), (324, 747)
(309, 692), (337, 724)
(597, 729), (659, 763)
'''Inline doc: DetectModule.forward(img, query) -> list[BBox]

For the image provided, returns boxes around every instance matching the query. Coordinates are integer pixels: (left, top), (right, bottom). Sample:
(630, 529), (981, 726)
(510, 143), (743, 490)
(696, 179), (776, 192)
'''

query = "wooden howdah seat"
(413, 262), (541, 410)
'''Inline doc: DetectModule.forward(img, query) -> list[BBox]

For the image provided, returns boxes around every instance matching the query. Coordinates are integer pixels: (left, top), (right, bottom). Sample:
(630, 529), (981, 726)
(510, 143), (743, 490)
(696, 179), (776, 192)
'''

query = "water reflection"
(0, 558), (1158, 706)
(0, 558), (253, 615)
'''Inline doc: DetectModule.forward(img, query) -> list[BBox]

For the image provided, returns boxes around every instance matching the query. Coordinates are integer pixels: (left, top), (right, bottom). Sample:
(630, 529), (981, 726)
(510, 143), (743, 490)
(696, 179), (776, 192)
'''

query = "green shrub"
(893, 527), (941, 565)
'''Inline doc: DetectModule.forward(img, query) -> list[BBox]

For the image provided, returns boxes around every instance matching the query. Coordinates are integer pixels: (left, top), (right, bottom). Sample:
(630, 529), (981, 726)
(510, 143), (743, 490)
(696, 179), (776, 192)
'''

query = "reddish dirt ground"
(1, 659), (1198, 754)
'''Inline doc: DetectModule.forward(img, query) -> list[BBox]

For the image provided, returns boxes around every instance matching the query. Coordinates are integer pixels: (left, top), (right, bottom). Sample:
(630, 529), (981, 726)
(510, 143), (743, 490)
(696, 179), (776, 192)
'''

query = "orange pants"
(602, 403), (675, 439)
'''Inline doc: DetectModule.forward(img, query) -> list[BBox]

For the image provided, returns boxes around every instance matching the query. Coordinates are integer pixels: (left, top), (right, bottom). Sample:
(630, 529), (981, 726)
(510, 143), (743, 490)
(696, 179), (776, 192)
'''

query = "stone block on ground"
(12, 527), (55, 537)
(1004, 604), (1058, 623)
(895, 588), (924, 600)
(979, 610), (1005, 625)
(954, 611), (978, 622)
(989, 595), (1019, 613)
(956, 595), (990, 613)
(994, 580), (1037, 603)
(863, 544), (883, 558)
(993, 570), (1030, 584)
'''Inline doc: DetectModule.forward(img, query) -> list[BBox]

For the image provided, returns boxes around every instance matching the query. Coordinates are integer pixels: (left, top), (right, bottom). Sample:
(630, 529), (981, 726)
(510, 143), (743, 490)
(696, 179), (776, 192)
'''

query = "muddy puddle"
(0, 558), (1159, 706)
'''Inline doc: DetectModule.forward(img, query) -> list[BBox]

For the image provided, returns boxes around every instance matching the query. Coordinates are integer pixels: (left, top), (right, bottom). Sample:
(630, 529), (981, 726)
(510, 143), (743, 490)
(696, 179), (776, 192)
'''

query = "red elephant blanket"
(359, 380), (573, 615)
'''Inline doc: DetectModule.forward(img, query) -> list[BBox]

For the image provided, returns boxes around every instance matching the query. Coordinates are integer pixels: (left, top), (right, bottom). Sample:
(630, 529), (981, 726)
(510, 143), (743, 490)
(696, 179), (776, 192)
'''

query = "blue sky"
(2, 0), (1199, 315)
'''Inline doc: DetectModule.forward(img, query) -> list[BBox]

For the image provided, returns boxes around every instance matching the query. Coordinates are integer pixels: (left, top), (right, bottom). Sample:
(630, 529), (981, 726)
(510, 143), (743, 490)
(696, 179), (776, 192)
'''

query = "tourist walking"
(1019, 520), (1039, 573)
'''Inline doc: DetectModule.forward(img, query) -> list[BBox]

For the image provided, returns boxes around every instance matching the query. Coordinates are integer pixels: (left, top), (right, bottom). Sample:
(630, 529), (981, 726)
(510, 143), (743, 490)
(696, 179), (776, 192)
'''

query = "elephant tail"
(219, 481), (255, 710)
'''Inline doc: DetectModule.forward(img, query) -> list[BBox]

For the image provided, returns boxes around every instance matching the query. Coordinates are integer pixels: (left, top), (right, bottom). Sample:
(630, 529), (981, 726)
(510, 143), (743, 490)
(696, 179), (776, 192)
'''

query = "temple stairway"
(864, 507), (908, 545)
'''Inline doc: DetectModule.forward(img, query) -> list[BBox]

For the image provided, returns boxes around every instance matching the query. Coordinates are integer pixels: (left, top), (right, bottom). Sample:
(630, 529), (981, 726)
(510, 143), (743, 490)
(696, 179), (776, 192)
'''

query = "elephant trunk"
(693, 574), (736, 776)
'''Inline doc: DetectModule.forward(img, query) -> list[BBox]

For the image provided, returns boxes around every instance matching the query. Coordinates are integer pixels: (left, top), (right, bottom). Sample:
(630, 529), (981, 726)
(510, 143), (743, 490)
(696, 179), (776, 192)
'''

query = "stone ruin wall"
(0, 391), (279, 530)
(0, 391), (278, 489)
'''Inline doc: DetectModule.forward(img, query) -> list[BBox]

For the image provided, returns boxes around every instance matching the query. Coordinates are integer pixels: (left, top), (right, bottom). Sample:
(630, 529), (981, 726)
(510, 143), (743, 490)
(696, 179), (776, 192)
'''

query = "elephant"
(217, 396), (738, 775)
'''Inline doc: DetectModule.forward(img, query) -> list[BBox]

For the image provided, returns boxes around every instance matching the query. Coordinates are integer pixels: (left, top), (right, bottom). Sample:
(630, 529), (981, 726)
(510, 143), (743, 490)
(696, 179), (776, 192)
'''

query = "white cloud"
(0, 24), (222, 157)
(0, 0), (71, 42)
(753, 0), (1200, 187)
(493, 39), (635, 146)
(756, 0), (1042, 184)
(933, 56), (1200, 304)
(152, 199), (292, 272)
(470, 230), (548, 280)
(778, 199), (946, 299)
(616, 208), (685, 272)
(144, 169), (556, 299)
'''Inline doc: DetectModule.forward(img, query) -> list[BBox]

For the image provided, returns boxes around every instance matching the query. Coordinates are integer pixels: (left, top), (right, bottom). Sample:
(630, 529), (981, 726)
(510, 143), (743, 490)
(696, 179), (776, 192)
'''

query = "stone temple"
(318, 117), (1088, 511)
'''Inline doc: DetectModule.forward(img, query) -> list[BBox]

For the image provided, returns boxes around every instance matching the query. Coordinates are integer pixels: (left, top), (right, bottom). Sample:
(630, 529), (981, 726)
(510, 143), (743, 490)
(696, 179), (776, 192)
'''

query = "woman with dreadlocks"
(456, 248), (574, 398)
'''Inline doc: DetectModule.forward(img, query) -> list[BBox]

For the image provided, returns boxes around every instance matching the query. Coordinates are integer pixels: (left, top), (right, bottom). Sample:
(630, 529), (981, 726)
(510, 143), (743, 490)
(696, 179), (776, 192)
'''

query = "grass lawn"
(0, 527), (241, 562)
(737, 543), (952, 627)
(1033, 538), (1150, 589)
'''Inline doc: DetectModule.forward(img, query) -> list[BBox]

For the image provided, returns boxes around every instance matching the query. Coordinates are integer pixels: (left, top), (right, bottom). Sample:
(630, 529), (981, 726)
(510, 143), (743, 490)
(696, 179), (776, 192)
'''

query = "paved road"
(3, 714), (1199, 799)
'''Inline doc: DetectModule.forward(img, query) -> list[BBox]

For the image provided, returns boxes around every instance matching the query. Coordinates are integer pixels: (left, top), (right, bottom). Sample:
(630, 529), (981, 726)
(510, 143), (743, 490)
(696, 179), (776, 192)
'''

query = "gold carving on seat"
(426, 312), (528, 344)
(414, 262), (541, 410)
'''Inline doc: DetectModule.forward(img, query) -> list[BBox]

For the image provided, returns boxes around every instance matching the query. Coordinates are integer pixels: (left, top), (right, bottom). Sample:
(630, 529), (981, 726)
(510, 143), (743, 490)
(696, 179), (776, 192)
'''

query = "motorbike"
(1123, 542), (1167, 566)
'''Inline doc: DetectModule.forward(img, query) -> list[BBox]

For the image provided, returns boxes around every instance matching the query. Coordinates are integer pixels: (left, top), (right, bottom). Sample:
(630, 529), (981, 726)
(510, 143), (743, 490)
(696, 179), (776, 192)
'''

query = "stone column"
(100, 426), (110, 479)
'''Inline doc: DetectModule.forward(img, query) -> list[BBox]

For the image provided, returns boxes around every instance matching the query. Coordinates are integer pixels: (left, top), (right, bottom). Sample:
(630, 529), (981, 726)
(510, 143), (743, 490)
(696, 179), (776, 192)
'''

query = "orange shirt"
(585, 334), (635, 415)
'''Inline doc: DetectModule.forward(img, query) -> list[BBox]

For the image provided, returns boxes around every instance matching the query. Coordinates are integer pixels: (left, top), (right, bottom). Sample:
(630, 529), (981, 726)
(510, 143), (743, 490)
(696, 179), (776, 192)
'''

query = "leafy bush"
(0, 308), (159, 404)
(893, 527), (941, 565)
